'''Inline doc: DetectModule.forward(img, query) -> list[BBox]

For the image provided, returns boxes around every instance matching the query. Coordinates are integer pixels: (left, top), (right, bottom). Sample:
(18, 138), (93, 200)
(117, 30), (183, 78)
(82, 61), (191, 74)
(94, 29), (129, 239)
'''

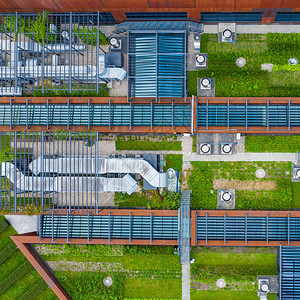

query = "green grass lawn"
(37, 244), (181, 299)
(190, 247), (278, 300)
(191, 291), (277, 300)
(245, 135), (300, 153)
(188, 33), (300, 97)
(164, 154), (183, 172)
(0, 216), (57, 299)
(114, 192), (149, 208)
(292, 182), (300, 209)
(116, 140), (182, 151)
(189, 161), (292, 210)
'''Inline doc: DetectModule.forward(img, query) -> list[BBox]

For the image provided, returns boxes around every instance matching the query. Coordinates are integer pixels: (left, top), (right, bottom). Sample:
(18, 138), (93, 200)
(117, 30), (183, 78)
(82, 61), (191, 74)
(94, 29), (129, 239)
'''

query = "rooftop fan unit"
(223, 29), (233, 42)
(196, 54), (207, 67)
(200, 78), (211, 90)
(199, 143), (212, 155)
(257, 278), (270, 300)
(109, 37), (121, 50)
(221, 143), (233, 155)
(220, 190), (233, 202)
(296, 169), (300, 178)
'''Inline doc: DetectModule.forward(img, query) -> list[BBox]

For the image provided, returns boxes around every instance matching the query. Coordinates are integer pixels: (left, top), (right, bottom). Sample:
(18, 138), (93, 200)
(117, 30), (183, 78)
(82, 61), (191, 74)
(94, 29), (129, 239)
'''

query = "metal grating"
(280, 246), (300, 300)
(40, 214), (179, 241)
(0, 103), (191, 128)
(128, 31), (186, 100)
(197, 215), (300, 244)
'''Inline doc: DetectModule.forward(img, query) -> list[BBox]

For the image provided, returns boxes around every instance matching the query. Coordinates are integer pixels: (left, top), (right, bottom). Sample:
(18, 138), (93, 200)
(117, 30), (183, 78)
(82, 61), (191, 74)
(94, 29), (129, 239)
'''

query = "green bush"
(0, 242), (18, 265)
(21, 279), (47, 300)
(162, 191), (180, 209)
(0, 260), (32, 294)
(123, 245), (173, 255)
(74, 24), (109, 45)
(0, 218), (9, 234)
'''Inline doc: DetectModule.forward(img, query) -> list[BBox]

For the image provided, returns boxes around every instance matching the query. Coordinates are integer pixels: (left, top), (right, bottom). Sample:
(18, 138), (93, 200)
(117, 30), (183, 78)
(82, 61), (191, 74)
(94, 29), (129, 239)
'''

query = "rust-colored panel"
(0, 0), (17, 10)
(236, 0), (282, 8)
(196, 0), (235, 9)
(282, 0), (300, 9)
(9, 0), (50, 10)
(148, 0), (195, 9)
(101, 0), (150, 9)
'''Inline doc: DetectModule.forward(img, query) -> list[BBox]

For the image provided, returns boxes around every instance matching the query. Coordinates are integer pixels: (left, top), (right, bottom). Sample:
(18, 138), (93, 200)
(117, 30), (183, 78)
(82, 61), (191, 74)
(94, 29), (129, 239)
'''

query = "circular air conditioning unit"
(296, 169), (300, 178)
(196, 54), (206, 64)
(222, 144), (232, 154)
(260, 281), (270, 294)
(289, 57), (299, 65)
(109, 37), (120, 48)
(61, 30), (70, 40)
(201, 78), (211, 88)
(223, 29), (232, 39)
(200, 143), (211, 154)
(222, 192), (232, 202)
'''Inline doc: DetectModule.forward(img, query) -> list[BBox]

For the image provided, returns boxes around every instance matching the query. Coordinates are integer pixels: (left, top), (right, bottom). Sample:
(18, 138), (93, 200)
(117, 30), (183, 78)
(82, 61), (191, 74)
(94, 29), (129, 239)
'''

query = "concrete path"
(203, 24), (300, 34)
(182, 263), (190, 300)
(184, 152), (297, 162)
(5, 215), (37, 234)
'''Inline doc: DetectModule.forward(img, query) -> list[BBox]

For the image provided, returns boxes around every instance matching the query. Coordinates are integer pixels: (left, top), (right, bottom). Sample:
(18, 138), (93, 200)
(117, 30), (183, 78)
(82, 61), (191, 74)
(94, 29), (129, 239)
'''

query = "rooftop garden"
(189, 161), (293, 210)
(188, 33), (300, 97)
(191, 246), (278, 300)
(35, 244), (181, 299)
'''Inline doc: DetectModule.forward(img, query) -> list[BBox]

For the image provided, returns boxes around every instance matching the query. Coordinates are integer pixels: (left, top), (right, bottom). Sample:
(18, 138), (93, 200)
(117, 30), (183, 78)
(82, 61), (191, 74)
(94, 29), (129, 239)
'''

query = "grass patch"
(124, 278), (181, 299)
(292, 182), (300, 208)
(191, 247), (277, 300)
(189, 161), (292, 209)
(114, 192), (148, 208)
(116, 140), (182, 151)
(165, 154), (183, 172)
(188, 33), (300, 97)
(191, 291), (277, 300)
(245, 135), (300, 152)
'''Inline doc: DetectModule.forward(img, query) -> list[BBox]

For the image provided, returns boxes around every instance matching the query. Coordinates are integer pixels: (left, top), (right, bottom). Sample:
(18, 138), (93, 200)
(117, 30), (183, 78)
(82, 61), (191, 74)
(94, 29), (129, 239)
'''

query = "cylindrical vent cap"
(196, 54), (205, 63)
(223, 29), (232, 38)
(296, 169), (300, 178)
(201, 78), (211, 87)
(260, 283), (269, 293)
(222, 144), (232, 153)
(109, 37), (119, 47)
(201, 144), (211, 153)
(222, 192), (231, 201)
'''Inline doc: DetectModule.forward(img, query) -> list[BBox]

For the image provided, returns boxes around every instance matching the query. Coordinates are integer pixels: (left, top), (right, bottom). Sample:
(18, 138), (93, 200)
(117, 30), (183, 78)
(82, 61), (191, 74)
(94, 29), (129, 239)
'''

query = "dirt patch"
(213, 179), (276, 191)
(181, 162), (193, 189)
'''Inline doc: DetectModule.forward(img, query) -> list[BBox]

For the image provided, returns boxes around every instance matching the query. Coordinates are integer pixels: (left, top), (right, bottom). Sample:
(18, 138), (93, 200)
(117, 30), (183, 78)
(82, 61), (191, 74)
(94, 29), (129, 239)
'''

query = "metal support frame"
(26, 99), (29, 130)
(13, 132), (17, 212)
(227, 99), (230, 130)
(87, 212), (90, 242)
(266, 213), (269, 244)
(267, 99), (269, 131)
(10, 99), (12, 130)
(68, 132), (72, 213)
(130, 100), (132, 130)
(206, 99), (209, 130)
(151, 100), (153, 130)
(150, 213), (153, 243)
(51, 211), (54, 242)
(88, 99), (91, 130)
(184, 31), (187, 102)
(47, 99), (49, 130)
(41, 132), (45, 212)
(205, 213), (208, 244)
(279, 244), (282, 300)
(245, 213), (247, 245)
(288, 99), (291, 131)
(127, 30), (130, 102)
(109, 99), (111, 130)
(245, 99), (248, 130)
(288, 213), (290, 245)
(155, 31), (158, 102)
(172, 99), (174, 130)
(67, 211), (69, 242)
(68, 11), (73, 94)
(224, 213), (226, 245)
(129, 213), (132, 243)
(96, 132), (99, 212)
(67, 99), (70, 130)
(108, 212), (111, 243)
(96, 12), (100, 94)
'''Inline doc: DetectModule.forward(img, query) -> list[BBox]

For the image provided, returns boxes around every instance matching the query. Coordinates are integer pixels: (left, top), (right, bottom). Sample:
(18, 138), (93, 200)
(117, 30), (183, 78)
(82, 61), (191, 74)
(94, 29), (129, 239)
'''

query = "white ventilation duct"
(1, 162), (138, 195)
(28, 156), (168, 188)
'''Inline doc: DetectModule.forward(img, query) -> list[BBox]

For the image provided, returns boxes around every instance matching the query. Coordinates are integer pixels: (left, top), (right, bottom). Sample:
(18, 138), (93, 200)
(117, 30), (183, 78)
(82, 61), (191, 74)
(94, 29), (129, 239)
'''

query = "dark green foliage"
(0, 260), (32, 294)
(161, 191), (180, 209)
(21, 279), (48, 300)
(74, 25), (109, 45)
(0, 218), (9, 234)
(292, 182), (300, 208)
(245, 135), (300, 152)
(114, 192), (148, 208)
(56, 271), (124, 300)
(0, 242), (18, 265)
(123, 245), (174, 255)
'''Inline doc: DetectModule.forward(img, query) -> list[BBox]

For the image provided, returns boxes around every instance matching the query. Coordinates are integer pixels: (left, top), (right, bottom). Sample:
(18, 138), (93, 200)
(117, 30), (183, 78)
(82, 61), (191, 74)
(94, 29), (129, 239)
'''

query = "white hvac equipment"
(223, 29), (233, 41)
(200, 78), (211, 90)
(199, 143), (212, 155)
(296, 169), (300, 178)
(109, 37), (121, 50)
(196, 54), (207, 68)
(257, 278), (270, 300)
(194, 34), (200, 50)
(221, 191), (232, 202)
(221, 143), (233, 154)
